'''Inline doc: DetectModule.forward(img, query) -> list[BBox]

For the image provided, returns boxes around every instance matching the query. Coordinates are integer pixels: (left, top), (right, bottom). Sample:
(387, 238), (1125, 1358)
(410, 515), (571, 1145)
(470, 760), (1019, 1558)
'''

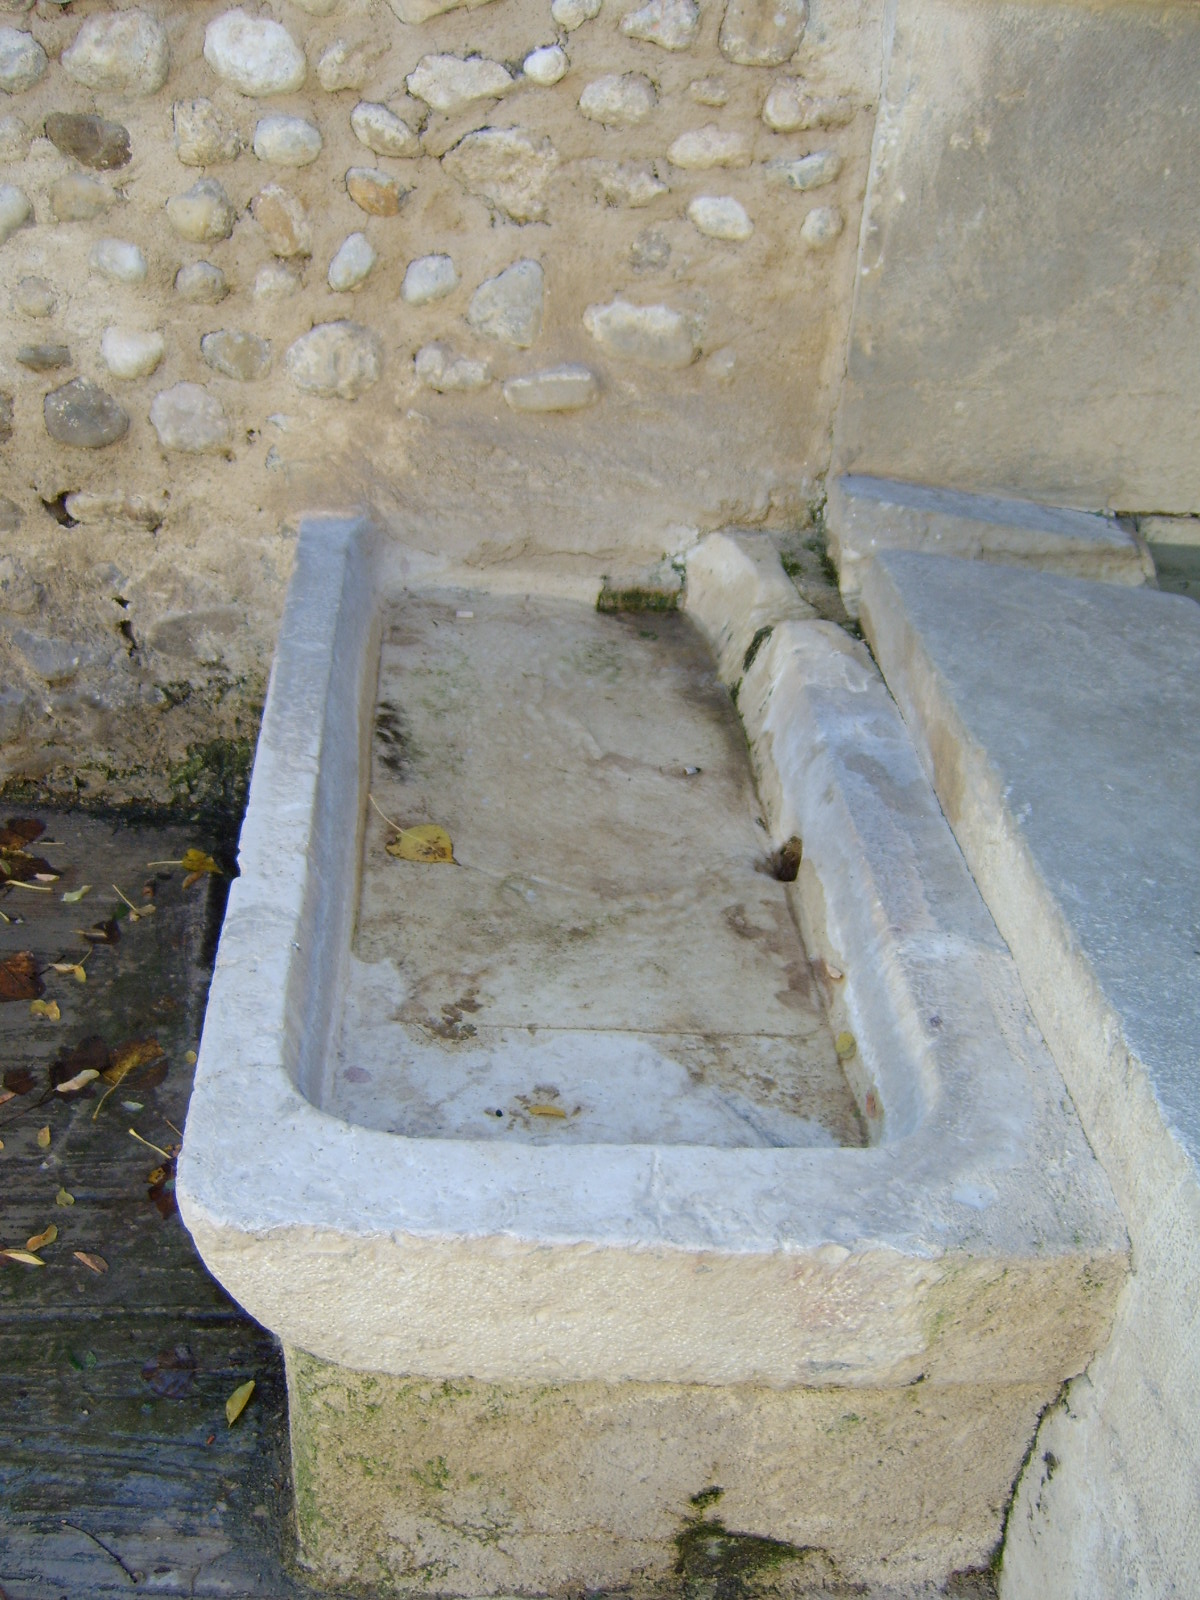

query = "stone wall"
(0, 0), (880, 806)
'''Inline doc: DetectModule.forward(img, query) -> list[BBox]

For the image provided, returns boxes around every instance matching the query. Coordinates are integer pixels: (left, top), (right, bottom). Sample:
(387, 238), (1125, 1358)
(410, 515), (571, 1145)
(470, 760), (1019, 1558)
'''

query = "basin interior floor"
(332, 591), (866, 1148)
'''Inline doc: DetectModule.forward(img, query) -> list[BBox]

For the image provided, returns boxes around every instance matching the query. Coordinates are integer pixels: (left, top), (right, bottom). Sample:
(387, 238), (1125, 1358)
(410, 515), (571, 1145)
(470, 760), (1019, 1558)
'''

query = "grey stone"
(149, 383), (232, 453)
(0, 183), (32, 244)
(328, 232), (376, 291)
(15, 276), (56, 318)
(689, 75), (729, 105)
(414, 342), (489, 392)
(167, 178), (235, 242)
(765, 150), (842, 191)
(16, 342), (70, 371)
(621, 0), (699, 52)
(62, 10), (169, 95)
(201, 329), (272, 381)
(587, 160), (668, 208)
(285, 321), (382, 398)
(407, 55), (513, 114)
(49, 173), (114, 222)
(101, 328), (165, 379)
(630, 227), (670, 269)
(350, 102), (419, 159)
(345, 166), (406, 215)
(467, 259), (544, 347)
(504, 364), (600, 412)
(0, 26), (47, 93)
(12, 629), (90, 685)
(146, 606), (243, 664)
(175, 261), (228, 303)
(316, 38), (384, 93)
(583, 298), (697, 367)
(402, 253), (457, 305)
(0, 686), (27, 743)
(523, 46), (567, 86)
(290, 0), (340, 13)
(43, 378), (129, 449)
(666, 125), (751, 168)
(63, 491), (163, 527)
(719, 0), (807, 66)
(203, 11), (306, 97)
(254, 115), (322, 166)
(252, 185), (311, 257)
(174, 99), (243, 166)
(254, 261), (301, 298)
(762, 80), (854, 132)
(44, 112), (131, 170)
(579, 73), (656, 127)
(0, 503), (22, 539)
(0, 114), (29, 162)
(800, 204), (842, 247)
(443, 128), (558, 223)
(551, 0), (600, 28)
(89, 238), (147, 284)
(687, 194), (753, 240)
(387, 0), (503, 21)
(0, 554), (37, 610)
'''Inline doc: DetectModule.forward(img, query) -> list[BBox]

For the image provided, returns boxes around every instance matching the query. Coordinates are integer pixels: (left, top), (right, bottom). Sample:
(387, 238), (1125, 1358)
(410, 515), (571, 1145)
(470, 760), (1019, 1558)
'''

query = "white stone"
(254, 115), (323, 166)
(204, 11), (306, 97)
(667, 125), (751, 169)
(350, 101), (419, 158)
(801, 204), (843, 247)
(719, 0), (807, 67)
(583, 297), (697, 367)
(176, 261), (228, 303)
(523, 46), (567, 86)
(442, 128), (558, 223)
(0, 27), (48, 94)
(414, 342), (490, 392)
(579, 74), (656, 127)
(167, 178), (236, 243)
(62, 10), (169, 95)
(587, 160), (668, 208)
(0, 113), (29, 162)
(407, 55), (513, 115)
(174, 99), (243, 166)
(102, 327), (165, 380)
(15, 276), (56, 318)
(285, 321), (382, 398)
(150, 383), (232, 454)
(316, 38), (382, 93)
(0, 183), (31, 246)
(706, 346), (736, 381)
(551, 0), (601, 28)
(467, 259), (544, 347)
(765, 149), (842, 190)
(504, 364), (600, 412)
(255, 261), (301, 299)
(402, 253), (458, 305)
(689, 76), (728, 106)
(763, 80), (854, 132)
(328, 232), (376, 292)
(687, 194), (753, 241)
(89, 238), (147, 284)
(621, 0), (699, 51)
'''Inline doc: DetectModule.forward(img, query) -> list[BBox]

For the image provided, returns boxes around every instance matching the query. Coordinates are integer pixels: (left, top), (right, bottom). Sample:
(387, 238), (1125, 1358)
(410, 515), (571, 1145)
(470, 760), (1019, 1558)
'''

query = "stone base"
(287, 1347), (1046, 1595)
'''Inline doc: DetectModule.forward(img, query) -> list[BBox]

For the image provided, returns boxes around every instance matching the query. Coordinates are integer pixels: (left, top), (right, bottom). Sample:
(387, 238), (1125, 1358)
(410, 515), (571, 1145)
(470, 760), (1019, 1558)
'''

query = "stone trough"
(178, 517), (1127, 1594)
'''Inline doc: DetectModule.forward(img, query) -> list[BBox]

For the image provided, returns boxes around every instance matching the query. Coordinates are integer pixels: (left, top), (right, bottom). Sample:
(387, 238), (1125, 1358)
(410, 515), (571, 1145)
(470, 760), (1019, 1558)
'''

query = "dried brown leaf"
(74, 1251), (108, 1274)
(0, 951), (43, 1003)
(26, 1224), (57, 1252)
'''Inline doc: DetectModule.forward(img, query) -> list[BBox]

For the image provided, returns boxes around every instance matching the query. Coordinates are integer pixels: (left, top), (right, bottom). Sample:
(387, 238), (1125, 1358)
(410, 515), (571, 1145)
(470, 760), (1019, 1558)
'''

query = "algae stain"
(411, 1454), (452, 1491)
(596, 583), (680, 614)
(675, 1487), (822, 1600)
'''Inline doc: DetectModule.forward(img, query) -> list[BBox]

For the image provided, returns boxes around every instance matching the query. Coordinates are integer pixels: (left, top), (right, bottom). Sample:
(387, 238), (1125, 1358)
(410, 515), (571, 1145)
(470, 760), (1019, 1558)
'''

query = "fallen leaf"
(77, 919), (120, 946)
(0, 951), (43, 1003)
(56, 1068), (100, 1094)
(3, 1068), (35, 1096)
(36, 1125), (50, 1149)
(50, 1035), (109, 1090)
(385, 823), (455, 864)
(0, 1248), (45, 1266)
(61, 885), (92, 903)
(50, 962), (88, 983)
(180, 848), (222, 877)
(142, 1344), (197, 1398)
(226, 1378), (255, 1426)
(528, 1103), (568, 1118)
(33, 872), (59, 884)
(26, 1223), (57, 1251)
(94, 1038), (166, 1120)
(184, 1050), (197, 1066)
(0, 1136), (4, 1149)
(30, 998), (61, 1022)
(0, 817), (44, 850)
(148, 1158), (177, 1218)
(834, 1030), (857, 1061)
(56, 1188), (75, 1207)
(74, 1251), (108, 1274)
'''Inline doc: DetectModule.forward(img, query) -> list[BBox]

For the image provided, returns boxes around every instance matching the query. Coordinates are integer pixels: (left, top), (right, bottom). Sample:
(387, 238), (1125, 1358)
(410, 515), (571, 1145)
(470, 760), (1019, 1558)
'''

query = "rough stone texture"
(503, 363), (600, 411)
(0, 113), (29, 161)
(622, 0), (700, 50)
(175, 261), (228, 303)
(317, 38), (385, 93)
(149, 382), (232, 454)
(173, 98), (243, 165)
(44, 112), (130, 171)
(667, 123), (752, 167)
(101, 328), (166, 379)
(328, 231), (376, 291)
(579, 72), (656, 126)
(88, 237), (146, 283)
(407, 54), (513, 113)
(552, 0), (602, 28)
(253, 115), (322, 167)
(414, 341), (489, 392)
(254, 261), (300, 298)
(587, 158), (668, 206)
(0, 28), (48, 95)
(43, 378), (129, 449)
(0, 182), (32, 244)
(467, 258), (544, 346)
(688, 194), (753, 240)
(800, 203), (843, 247)
(350, 100), (419, 157)
(401, 252), (458, 304)
(17, 342), (70, 371)
(284, 321), (382, 398)
(61, 10), (169, 96)
(203, 10), (306, 96)
(766, 149), (842, 189)
(167, 178), (236, 243)
(441, 126), (558, 222)
(251, 184), (311, 256)
(523, 45), (568, 85)
(14, 275), (55, 317)
(201, 330), (272, 382)
(858, 553), (1200, 1600)
(345, 165), (405, 215)
(49, 174), (113, 223)
(764, 80), (855, 131)
(584, 297), (697, 367)
(719, 0), (808, 66)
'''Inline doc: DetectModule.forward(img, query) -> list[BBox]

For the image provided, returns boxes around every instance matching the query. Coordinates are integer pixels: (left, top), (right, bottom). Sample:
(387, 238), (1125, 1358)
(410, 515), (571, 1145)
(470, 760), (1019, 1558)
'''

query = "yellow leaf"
(1, 1248), (45, 1266)
(226, 1378), (255, 1426)
(181, 848), (222, 877)
(94, 1037), (166, 1121)
(30, 999), (61, 1021)
(74, 1251), (108, 1273)
(56, 1068), (100, 1094)
(36, 1125), (50, 1149)
(26, 1223), (57, 1252)
(62, 885), (91, 903)
(385, 824), (455, 864)
(528, 1103), (568, 1119)
(185, 1050), (197, 1065)
(834, 1030), (857, 1061)
(50, 962), (87, 983)
(56, 1187), (74, 1207)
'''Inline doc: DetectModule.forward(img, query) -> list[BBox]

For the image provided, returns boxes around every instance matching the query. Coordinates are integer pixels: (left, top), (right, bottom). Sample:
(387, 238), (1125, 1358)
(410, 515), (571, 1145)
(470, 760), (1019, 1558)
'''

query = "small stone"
(17, 343), (71, 371)
(667, 125), (751, 169)
(174, 99), (243, 166)
(800, 204), (843, 248)
(285, 321), (382, 399)
(583, 298), (696, 367)
(62, 10), (169, 96)
(407, 55), (513, 115)
(149, 383), (232, 453)
(252, 185), (311, 256)
(316, 38), (383, 93)
(523, 46), (567, 87)
(402, 253), (457, 305)
(346, 166), (406, 216)
(328, 231), (376, 291)
(414, 342), (489, 392)
(89, 238), (147, 284)
(201, 329), (272, 382)
(44, 113), (131, 171)
(44, 378), (130, 449)
(762, 80), (854, 132)
(63, 491), (163, 527)
(101, 328), (165, 379)
(290, 0), (340, 14)
(687, 194), (753, 241)
(0, 27), (47, 94)
(467, 259), (544, 347)
(388, 0), (502, 20)
(0, 183), (32, 245)
(350, 101), (419, 158)
(442, 128), (557, 223)
(719, 0), (807, 67)
(167, 178), (235, 243)
(254, 114), (322, 166)
(551, 0), (600, 28)
(630, 226), (670, 268)
(587, 160), (668, 208)
(15, 276), (56, 318)
(706, 346), (736, 381)
(254, 261), (301, 298)
(579, 74), (656, 127)
(689, 76), (729, 106)
(49, 174), (113, 222)
(0, 114), (29, 162)
(0, 391), (11, 445)
(621, 0), (699, 51)
(176, 261), (228, 303)
(765, 150), (842, 191)
(504, 364), (599, 413)
(203, 10), (306, 97)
